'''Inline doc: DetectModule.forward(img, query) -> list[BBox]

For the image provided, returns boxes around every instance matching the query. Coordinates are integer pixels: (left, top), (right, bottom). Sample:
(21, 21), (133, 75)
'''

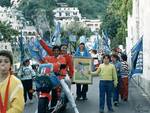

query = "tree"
(60, 21), (92, 51)
(0, 21), (19, 41)
(100, 0), (132, 48)
(0, 0), (11, 7)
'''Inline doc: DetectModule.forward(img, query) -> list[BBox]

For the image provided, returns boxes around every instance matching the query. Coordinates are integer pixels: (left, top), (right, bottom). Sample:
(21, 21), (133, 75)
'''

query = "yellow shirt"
(91, 63), (118, 86)
(0, 75), (25, 113)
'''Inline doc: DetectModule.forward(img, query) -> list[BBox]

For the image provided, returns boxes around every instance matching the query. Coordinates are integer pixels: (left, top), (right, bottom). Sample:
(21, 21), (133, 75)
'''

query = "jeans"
(113, 76), (121, 102)
(99, 80), (113, 111)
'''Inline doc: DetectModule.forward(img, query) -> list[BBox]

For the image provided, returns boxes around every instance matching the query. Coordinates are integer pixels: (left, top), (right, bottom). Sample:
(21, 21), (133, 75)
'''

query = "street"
(24, 77), (150, 113)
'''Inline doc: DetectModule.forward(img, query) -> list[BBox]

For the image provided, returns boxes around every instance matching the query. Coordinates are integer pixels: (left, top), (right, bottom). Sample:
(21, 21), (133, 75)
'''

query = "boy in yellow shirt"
(90, 54), (118, 113)
(0, 50), (24, 113)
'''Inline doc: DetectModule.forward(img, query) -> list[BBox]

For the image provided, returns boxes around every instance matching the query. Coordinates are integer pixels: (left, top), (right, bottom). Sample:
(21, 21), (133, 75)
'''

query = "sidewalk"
(113, 78), (150, 113)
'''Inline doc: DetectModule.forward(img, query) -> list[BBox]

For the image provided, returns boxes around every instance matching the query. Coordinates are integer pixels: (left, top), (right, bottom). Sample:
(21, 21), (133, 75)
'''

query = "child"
(120, 54), (129, 101)
(111, 54), (122, 106)
(18, 58), (36, 103)
(0, 50), (24, 113)
(90, 54), (118, 113)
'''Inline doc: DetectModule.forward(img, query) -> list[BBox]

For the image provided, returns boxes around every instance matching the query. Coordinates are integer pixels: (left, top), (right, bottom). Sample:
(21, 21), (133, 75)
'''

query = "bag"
(35, 75), (52, 92)
(49, 73), (60, 88)
(35, 74), (60, 92)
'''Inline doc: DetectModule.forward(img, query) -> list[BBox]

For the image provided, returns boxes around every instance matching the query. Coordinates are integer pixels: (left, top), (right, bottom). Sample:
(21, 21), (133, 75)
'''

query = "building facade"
(53, 5), (101, 32)
(127, 0), (150, 95)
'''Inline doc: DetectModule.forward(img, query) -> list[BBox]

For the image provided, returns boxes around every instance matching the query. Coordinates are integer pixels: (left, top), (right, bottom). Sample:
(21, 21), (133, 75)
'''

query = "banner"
(130, 36), (143, 77)
(51, 21), (61, 46)
(27, 37), (47, 62)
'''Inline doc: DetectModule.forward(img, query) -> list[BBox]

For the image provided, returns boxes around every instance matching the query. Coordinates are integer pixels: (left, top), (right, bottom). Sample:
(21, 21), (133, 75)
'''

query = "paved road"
(24, 77), (150, 113)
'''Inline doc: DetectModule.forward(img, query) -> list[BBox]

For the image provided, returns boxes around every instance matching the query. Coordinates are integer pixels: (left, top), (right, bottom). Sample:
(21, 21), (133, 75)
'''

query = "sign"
(0, 42), (12, 52)
(73, 57), (92, 84)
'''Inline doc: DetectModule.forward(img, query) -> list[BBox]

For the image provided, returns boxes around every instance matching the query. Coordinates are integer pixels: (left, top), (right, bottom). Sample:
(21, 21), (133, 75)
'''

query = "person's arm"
(67, 55), (74, 78)
(39, 39), (53, 56)
(30, 67), (36, 78)
(90, 65), (101, 76)
(112, 65), (118, 87)
(7, 82), (24, 113)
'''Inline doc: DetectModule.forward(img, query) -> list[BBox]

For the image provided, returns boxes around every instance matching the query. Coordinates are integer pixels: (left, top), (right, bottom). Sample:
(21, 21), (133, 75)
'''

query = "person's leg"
(113, 84), (119, 106)
(51, 89), (58, 108)
(76, 84), (81, 100)
(82, 84), (88, 100)
(60, 79), (79, 113)
(120, 78), (124, 100)
(106, 81), (114, 111)
(22, 80), (27, 103)
(38, 97), (49, 113)
(99, 81), (105, 113)
(27, 79), (33, 100)
(122, 77), (128, 101)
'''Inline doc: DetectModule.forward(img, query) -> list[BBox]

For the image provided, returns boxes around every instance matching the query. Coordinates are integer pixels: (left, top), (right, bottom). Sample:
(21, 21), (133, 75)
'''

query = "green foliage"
(0, 0), (11, 7)
(100, 0), (132, 48)
(19, 0), (110, 25)
(0, 21), (19, 41)
(19, 0), (57, 26)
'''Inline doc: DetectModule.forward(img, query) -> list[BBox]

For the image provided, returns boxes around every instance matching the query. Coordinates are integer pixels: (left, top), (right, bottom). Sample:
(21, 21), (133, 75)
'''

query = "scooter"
(35, 63), (68, 113)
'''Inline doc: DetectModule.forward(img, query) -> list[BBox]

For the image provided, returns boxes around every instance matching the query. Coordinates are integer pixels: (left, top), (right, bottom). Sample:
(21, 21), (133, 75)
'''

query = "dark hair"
(23, 59), (30, 66)
(0, 50), (13, 65)
(121, 54), (127, 61)
(103, 54), (111, 61)
(79, 43), (85, 46)
(52, 45), (61, 51)
(92, 50), (97, 54)
(111, 54), (119, 60)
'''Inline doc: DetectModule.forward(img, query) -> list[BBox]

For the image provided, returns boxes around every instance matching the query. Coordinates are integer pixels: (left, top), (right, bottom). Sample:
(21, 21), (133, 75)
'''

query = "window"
(73, 12), (77, 15)
(66, 12), (70, 16)
(59, 12), (62, 16)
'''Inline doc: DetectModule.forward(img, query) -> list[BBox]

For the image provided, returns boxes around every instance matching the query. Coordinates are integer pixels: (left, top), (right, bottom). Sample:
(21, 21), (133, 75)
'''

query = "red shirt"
(39, 39), (74, 78)
(43, 55), (66, 79)
(63, 54), (74, 78)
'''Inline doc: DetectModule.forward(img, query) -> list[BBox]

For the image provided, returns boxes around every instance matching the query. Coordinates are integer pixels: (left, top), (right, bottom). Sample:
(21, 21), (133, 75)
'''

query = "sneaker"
(114, 101), (119, 106)
(124, 98), (128, 102)
(82, 97), (88, 101)
(99, 111), (104, 113)
(108, 109), (114, 112)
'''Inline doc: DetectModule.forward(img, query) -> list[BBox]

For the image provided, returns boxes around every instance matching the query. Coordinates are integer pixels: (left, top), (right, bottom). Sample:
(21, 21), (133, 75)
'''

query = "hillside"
(17, 0), (111, 25)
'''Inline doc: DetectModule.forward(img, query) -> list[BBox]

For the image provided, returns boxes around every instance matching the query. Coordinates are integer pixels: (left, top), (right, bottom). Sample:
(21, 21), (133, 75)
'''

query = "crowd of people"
(0, 35), (129, 113)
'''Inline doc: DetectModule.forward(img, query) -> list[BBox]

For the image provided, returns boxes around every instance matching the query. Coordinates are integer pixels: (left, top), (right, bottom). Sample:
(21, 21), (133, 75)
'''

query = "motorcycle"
(35, 63), (69, 113)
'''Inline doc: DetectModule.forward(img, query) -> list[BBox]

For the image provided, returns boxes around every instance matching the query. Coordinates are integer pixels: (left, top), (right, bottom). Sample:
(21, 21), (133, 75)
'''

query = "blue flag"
(27, 37), (47, 62)
(102, 30), (111, 54)
(130, 36), (143, 77)
(51, 22), (61, 46)
(18, 32), (25, 63)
